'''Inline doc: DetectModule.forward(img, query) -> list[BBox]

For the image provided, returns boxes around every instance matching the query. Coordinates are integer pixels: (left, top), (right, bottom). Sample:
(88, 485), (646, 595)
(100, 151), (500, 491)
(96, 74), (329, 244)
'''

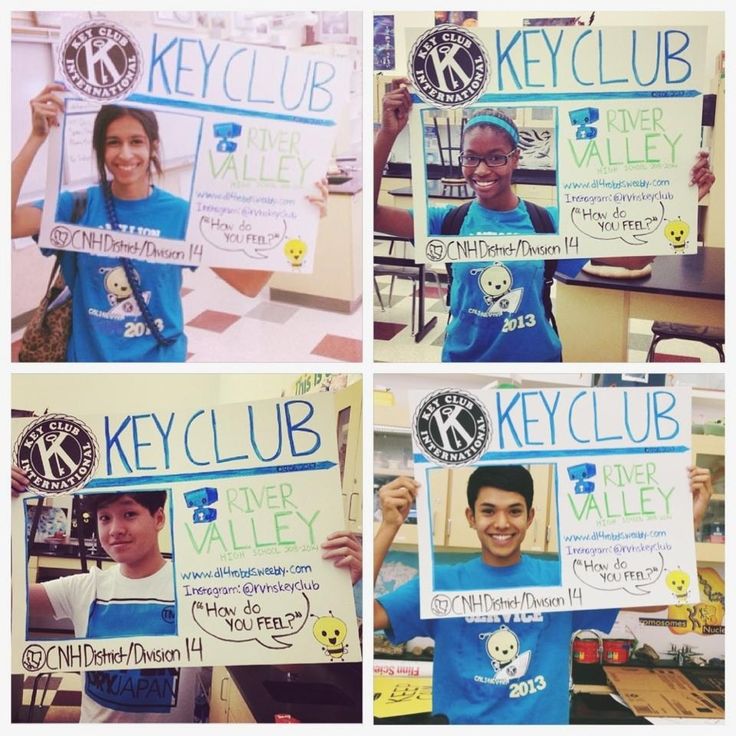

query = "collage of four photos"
(7, 6), (728, 729)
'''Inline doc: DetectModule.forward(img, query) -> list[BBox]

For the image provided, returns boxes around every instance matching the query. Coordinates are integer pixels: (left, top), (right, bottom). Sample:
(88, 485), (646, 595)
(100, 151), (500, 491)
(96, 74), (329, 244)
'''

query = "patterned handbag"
(18, 255), (71, 362)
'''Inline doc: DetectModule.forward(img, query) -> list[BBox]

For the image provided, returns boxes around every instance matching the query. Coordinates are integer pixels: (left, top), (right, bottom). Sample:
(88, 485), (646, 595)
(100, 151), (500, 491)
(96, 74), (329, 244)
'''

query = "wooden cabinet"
(378, 176), (410, 210)
(437, 464), (554, 553)
(692, 433), (725, 563)
(269, 189), (362, 313)
(210, 667), (256, 723)
(514, 183), (557, 206)
(334, 380), (363, 533)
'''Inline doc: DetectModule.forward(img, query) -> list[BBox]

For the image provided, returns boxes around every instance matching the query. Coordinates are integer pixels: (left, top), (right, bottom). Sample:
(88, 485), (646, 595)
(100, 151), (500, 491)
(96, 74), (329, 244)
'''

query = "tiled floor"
(374, 270), (721, 364)
(16, 672), (81, 724)
(11, 267), (362, 363)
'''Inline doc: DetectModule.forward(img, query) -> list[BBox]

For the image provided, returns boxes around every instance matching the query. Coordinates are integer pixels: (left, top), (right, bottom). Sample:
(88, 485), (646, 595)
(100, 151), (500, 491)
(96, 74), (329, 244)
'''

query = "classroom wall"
(11, 10), (362, 321)
(11, 373), (322, 415)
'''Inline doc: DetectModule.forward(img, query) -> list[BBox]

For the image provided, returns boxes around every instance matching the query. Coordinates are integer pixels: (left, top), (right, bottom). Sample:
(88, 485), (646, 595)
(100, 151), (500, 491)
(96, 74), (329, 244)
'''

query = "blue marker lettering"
(105, 415), (133, 475)
(147, 33), (176, 94)
(197, 39), (220, 98)
(308, 61), (336, 112)
(131, 414), (156, 472)
(249, 404), (283, 462)
(539, 390), (561, 445)
(567, 391), (590, 443)
(653, 391), (679, 440)
(211, 409), (249, 464)
(631, 29), (660, 87)
(571, 30), (594, 86)
(495, 30), (522, 91)
(522, 30), (544, 88)
(593, 392), (623, 442)
(184, 410), (209, 466)
(664, 30), (692, 84)
(280, 56), (309, 111)
(248, 49), (276, 105)
(174, 38), (196, 97)
(495, 391), (522, 450)
(598, 30), (628, 85)
(223, 47), (247, 101)
(151, 412), (175, 470)
(284, 400), (320, 456)
(541, 29), (564, 87)
(623, 390), (651, 443)
(520, 392), (543, 446)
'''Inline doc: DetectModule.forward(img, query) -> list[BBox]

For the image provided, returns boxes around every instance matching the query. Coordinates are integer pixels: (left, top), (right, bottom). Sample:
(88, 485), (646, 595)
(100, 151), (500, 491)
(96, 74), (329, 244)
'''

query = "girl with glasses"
(374, 79), (714, 363)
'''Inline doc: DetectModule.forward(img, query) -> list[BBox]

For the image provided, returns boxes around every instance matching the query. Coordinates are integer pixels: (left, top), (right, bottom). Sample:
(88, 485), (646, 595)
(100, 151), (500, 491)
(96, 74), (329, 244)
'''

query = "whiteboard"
(11, 40), (55, 202)
(61, 104), (201, 189)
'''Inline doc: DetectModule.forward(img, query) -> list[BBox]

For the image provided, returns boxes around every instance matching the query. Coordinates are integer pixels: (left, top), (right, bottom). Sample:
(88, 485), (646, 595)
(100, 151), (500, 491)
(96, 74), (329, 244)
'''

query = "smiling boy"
(28, 490), (196, 723)
(373, 465), (711, 724)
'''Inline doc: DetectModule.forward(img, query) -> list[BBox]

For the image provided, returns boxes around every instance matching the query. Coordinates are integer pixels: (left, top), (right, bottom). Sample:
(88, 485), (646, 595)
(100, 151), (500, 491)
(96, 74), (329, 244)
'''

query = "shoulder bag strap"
(522, 199), (559, 334)
(440, 201), (473, 310)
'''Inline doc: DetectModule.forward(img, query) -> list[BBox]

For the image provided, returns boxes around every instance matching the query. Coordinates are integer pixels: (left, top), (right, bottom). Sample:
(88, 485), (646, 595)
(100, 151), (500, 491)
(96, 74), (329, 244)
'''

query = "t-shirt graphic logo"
(414, 390), (491, 465)
(471, 263), (524, 317)
(409, 25), (489, 108)
(59, 20), (143, 102)
(480, 625), (532, 685)
(14, 414), (99, 495)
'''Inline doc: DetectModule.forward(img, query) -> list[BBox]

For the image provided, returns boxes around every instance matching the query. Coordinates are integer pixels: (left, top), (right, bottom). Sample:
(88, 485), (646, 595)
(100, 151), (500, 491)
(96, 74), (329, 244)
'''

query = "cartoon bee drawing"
(312, 611), (348, 661)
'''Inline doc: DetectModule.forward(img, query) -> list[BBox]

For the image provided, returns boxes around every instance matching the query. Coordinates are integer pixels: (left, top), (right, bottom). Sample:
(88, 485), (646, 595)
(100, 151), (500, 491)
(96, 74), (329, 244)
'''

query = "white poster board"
(406, 24), (706, 263)
(38, 18), (350, 271)
(410, 386), (697, 619)
(12, 392), (360, 676)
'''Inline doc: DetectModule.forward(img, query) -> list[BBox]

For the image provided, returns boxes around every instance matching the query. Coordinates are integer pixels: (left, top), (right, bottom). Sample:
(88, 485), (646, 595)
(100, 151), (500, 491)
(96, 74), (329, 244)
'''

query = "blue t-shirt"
(428, 201), (585, 363)
(40, 185), (189, 362)
(379, 556), (617, 725)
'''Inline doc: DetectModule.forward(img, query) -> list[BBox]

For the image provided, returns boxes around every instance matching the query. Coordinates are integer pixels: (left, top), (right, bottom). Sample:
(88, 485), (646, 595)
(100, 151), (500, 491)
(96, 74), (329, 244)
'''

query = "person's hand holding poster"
(38, 18), (350, 272)
(409, 385), (698, 619)
(12, 392), (360, 678)
(404, 24), (706, 263)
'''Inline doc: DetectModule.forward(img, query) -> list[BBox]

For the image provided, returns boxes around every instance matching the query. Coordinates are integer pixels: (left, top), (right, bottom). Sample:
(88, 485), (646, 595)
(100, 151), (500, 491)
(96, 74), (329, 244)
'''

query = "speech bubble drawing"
(191, 590), (310, 649)
(572, 552), (664, 595)
(570, 201), (664, 245)
(198, 214), (286, 259)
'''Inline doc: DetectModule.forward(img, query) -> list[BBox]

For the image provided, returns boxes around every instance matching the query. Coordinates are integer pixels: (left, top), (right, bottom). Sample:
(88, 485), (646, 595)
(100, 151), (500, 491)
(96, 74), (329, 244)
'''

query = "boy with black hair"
(374, 465), (712, 724)
(28, 489), (191, 722)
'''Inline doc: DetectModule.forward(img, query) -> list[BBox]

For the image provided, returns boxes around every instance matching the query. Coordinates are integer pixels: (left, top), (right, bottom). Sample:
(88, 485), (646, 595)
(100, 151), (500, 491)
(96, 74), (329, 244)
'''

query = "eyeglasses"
(459, 150), (518, 168)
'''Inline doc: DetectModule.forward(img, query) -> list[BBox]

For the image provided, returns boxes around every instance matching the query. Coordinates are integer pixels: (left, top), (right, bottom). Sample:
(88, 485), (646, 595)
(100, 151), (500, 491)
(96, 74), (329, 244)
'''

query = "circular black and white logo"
(22, 645), (47, 673)
(413, 389), (491, 465)
(409, 24), (489, 108)
(430, 594), (452, 617)
(59, 20), (142, 102)
(14, 414), (99, 495)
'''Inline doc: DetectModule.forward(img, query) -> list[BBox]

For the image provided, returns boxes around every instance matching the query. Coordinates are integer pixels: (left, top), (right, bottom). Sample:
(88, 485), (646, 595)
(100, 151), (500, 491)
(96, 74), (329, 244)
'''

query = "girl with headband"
(374, 79), (715, 362)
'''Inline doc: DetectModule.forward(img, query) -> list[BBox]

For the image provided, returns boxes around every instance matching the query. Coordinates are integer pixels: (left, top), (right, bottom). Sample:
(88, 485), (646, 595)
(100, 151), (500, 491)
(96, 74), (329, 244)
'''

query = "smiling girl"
(12, 84), (328, 362)
(374, 79), (715, 363)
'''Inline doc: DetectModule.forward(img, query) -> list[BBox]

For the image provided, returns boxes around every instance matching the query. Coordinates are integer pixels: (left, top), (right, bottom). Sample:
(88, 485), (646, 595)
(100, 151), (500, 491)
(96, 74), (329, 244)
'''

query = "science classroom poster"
(12, 392), (360, 676)
(405, 24), (706, 263)
(409, 386), (698, 619)
(39, 16), (350, 272)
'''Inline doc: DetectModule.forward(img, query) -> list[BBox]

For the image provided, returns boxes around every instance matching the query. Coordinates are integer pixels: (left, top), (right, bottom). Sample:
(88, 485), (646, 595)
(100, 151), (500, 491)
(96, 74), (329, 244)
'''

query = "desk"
(555, 248), (724, 362)
(374, 234), (438, 343)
